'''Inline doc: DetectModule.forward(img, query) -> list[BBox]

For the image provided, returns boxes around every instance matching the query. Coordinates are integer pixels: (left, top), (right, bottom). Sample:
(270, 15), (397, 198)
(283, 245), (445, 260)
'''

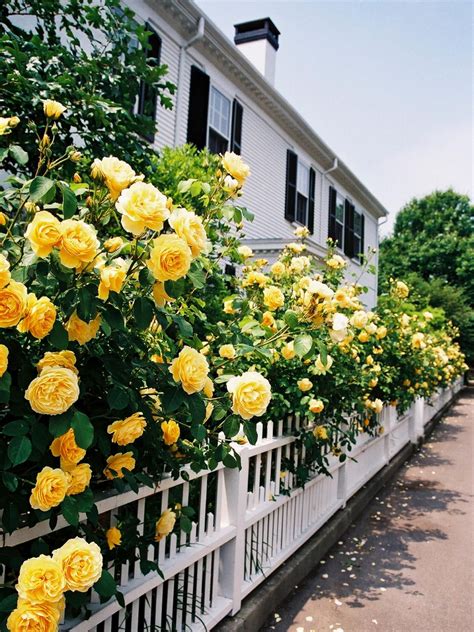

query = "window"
(328, 186), (365, 260)
(335, 193), (345, 248)
(285, 150), (315, 233)
(137, 24), (162, 140)
(208, 86), (231, 154)
(353, 210), (364, 260)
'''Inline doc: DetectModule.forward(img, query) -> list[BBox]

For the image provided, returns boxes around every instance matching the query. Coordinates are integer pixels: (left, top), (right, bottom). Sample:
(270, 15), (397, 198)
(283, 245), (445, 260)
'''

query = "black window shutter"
(307, 167), (316, 234)
(186, 65), (210, 149)
(285, 150), (298, 222)
(359, 213), (365, 260)
(344, 200), (355, 258)
(328, 186), (337, 241)
(231, 99), (243, 154)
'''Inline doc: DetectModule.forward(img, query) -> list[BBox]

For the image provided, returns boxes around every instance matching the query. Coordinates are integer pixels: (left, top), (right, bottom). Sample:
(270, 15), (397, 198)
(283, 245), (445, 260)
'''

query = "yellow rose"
(50, 428), (86, 470)
(223, 298), (236, 314)
(394, 280), (409, 298)
(0, 280), (28, 327)
(66, 311), (101, 345)
(297, 378), (313, 392)
(161, 420), (180, 445)
(0, 253), (10, 288)
(147, 233), (192, 282)
(242, 271), (268, 287)
(219, 344), (236, 359)
(58, 219), (99, 269)
(294, 226), (309, 238)
(358, 331), (369, 343)
(107, 412), (147, 445)
(0, 344), (8, 377)
(376, 325), (387, 339)
(0, 115), (20, 136)
(313, 425), (328, 440)
(152, 281), (174, 307)
(365, 323), (377, 335)
(7, 599), (61, 632)
(17, 294), (56, 339)
(237, 245), (253, 259)
(309, 398), (324, 414)
(66, 463), (92, 495)
(103, 452), (136, 479)
(25, 366), (79, 415)
(169, 346), (209, 394)
(169, 207), (208, 257)
(91, 156), (143, 200)
(327, 254), (346, 269)
(412, 332), (426, 349)
(289, 255), (311, 274)
(270, 261), (285, 277)
(106, 526), (122, 550)
(287, 242), (306, 254)
(30, 467), (70, 511)
(261, 311), (276, 329)
(314, 354), (334, 375)
(155, 508), (176, 542)
(205, 401), (214, 422)
(222, 152), (250, 185)
(203, 377), (214, 398)
(37, 350), (78, 374)
(25, 211), (62, 257)
(103, 236), (124, 253)
(227, 371), (271, 420)
(43, 99), (66, 119)
(16, 554), (65, 604)
(98, 263), (127, 301)
(116, 181), (169, 236)
(282, 341), (296, 360)
(350, 310), (368, 329)
(263, 285), (285, 311)
(371, 398), (383, 414)
(52, 537), (103, 592)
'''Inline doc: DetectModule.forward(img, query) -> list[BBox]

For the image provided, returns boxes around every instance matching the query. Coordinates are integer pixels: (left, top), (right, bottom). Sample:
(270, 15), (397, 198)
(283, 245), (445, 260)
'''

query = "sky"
(196, 0), (473, 234)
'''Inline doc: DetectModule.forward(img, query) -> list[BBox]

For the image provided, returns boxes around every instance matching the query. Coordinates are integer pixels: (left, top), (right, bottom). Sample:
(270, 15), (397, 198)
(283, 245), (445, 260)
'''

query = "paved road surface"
(260, 388), (474, 632)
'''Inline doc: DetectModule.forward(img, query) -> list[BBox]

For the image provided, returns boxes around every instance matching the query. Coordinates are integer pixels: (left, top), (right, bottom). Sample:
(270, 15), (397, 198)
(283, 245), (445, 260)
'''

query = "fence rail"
(3, 379), (464, 631)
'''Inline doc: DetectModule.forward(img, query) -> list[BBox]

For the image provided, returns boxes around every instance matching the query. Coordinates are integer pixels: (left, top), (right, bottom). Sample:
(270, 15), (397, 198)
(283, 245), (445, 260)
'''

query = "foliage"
(0, 105), (466, 628)
(0, 0), (175, 176)
(379, 190), (474, 361)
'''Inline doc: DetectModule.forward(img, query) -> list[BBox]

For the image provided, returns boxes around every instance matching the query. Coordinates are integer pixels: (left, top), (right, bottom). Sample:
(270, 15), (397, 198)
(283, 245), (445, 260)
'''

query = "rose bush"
(0, 104), (465, 628)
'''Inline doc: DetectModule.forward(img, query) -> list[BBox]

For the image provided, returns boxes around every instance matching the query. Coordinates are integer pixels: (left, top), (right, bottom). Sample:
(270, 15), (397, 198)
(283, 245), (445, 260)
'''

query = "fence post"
(337, 460), (347, 507)
(218, 446), (249, 614)
(410, 397), (424, 442)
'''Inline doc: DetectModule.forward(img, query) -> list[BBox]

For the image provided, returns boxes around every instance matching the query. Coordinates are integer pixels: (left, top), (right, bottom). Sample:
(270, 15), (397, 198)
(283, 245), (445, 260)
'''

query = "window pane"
(353, 236), (361, 257)
(296, 193), (308, 225)
(297, 162), (309, 194)
(354, 211), (362, 235)
(336, 195), (344, 222)
(209, 87), (230, 138)
(335, 223), (343, 248)
(208, 127), (228, 154)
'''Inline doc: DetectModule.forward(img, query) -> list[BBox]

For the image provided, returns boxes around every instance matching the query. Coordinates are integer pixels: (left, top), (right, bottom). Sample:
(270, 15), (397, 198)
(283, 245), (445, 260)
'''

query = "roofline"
(155, 0), (389, 220)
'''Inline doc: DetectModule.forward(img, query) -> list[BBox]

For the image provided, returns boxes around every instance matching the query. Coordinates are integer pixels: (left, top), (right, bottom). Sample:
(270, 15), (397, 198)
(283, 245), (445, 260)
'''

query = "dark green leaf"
(180, 515), (193, 533)
(30, 176), (55, 203)
(49, 410), (74, 437)
(187, 393), (205, 424)
(243, 420), (258, 445)
(133, 297), (154, 329)
(0, 372), (12, 403)
(94, 570), (117, 599)
(2, 419), (30, 437)
(0, 593), (18, 613)
(107, 386), (129, 410)
(162, 385), (185, 414)
(190, 424), (206, 441)
(61, 184), (78, 218)
(47, 321), (69, 350)
(223, 416), (240, 438)
(2, 471), (18, 492)
(71, 411), (94, 449)
(103, 304), (125, 331)
(164, 278), (185, 299)
(61, 496), (79, 526)
(8, 436), (32, 466)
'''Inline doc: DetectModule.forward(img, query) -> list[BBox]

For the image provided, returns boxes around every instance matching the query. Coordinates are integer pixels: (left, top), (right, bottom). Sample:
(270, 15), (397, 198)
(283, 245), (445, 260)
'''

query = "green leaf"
(188, 266), (206, 289)
(107, 386), (129, 410)
(8, 436), (32, 466)
(190, 424), (206, 441)
(61, 184), (78, 218)
(222, 453), (238, 468)
(71, 411), (94, 449)
(174, 315), (193, 338)
(94, 570), (117, 599)
(0, 372), (12, 403)
(190, 181), (202, 196)
(9, 144), (29, 165)
(223, 416), (240, 438)
(133, 297), (154, 329)
(61, 496), (79, 526)
(180, 514), (193, 533)
(317, 341), (328, 366)
(0, 593), (18, 613)
(77, 286), (95, 321)
(243, 420), (258, 445)
(47, 321), (69, 350)
(187, 394), (206, 423)
(2, 419), (30, 436)
(2, 471), (18, 492)
(48, 410), (74, 437)
(103, 304), (125, 331)
(162, 385), (185, 414)
(164, 278), (185, 298)
(30, 176), (56, 203)
(284, 309), (299, 329)
(294, 334), (313, 358)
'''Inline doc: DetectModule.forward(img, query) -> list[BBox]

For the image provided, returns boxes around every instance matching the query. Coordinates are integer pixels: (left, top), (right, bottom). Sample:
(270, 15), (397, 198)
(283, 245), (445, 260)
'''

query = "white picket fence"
(2, 378), (463, 632)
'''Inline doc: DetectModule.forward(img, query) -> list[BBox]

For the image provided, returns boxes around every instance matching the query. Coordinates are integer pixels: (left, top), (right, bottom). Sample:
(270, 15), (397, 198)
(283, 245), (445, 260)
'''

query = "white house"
(127, 0), (388, 306)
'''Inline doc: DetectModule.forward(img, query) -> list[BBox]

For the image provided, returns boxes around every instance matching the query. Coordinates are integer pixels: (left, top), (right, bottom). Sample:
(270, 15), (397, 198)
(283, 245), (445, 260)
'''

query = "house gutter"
(173, 16), (205, 146)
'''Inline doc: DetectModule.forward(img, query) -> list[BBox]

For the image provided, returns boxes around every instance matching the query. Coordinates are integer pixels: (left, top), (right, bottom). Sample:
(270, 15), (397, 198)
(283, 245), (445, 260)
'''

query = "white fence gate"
(2, 378), (463, 631)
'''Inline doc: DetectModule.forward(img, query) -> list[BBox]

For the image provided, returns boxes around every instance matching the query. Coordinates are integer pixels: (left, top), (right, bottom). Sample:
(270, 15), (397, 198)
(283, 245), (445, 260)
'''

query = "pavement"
(260, 388), (474, 632)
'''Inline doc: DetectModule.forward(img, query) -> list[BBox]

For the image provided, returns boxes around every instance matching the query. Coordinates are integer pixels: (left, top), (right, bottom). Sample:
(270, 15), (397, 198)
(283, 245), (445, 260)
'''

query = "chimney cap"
(234, 18), (280, 51)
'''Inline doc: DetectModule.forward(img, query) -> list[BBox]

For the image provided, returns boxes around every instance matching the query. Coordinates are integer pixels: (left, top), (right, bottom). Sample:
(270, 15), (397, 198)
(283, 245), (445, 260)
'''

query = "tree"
(379, 190), (474, 362)
(0, 0), (175, 175)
